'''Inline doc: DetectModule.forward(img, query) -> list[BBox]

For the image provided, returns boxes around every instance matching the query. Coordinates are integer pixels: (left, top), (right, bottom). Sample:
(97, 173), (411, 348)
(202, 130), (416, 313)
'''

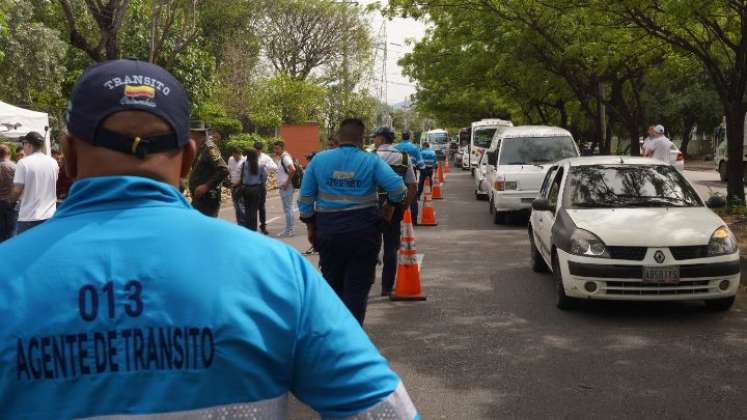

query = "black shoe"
(260, 227), (269, 235)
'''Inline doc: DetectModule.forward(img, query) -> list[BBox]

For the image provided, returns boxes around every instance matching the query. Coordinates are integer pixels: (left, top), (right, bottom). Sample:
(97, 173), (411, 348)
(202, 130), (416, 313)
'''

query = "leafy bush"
(221, 133), (281, 156)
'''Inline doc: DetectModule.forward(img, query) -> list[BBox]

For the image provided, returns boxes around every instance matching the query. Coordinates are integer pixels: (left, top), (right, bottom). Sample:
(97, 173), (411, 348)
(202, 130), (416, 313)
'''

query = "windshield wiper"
(573, 202), (615, 208)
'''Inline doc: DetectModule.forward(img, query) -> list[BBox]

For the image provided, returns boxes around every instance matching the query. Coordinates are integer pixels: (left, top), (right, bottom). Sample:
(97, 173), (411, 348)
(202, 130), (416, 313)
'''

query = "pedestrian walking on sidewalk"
(299, 119), (407, 324)
(10, 131), (58, 235)
(374, 127), (417, 296)
(227, 146), (246, 225)
(0, 59), (418, 420)
(255, 141), (277, 234)
(274, 140), (297, 237)
(0, 144), (17, 242)
(188, 121), (229, 217)
(240, 148), (269, 231)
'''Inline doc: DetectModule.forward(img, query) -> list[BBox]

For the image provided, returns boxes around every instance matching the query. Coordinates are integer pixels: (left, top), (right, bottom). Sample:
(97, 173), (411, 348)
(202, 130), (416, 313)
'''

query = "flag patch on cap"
(122, 85), (157, 107)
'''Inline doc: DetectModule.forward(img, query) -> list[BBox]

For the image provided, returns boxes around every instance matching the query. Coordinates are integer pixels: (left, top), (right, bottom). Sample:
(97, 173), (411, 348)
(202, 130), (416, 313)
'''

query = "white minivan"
(485, 126), (580, 223)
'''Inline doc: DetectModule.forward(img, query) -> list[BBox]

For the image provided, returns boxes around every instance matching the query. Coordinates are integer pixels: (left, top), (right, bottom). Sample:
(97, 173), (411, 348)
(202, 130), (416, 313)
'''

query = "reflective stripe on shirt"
(80, 394), (288, 419)
(336, 382), (419, 420)
(318, 191), (379, 204)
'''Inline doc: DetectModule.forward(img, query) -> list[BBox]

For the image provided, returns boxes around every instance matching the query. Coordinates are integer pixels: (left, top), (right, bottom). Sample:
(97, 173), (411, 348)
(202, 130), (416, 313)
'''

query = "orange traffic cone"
(391, 209), (427, 301)
(437, 162), (445, 183)
(432, 175), (443, 200)
(444, 157), (450, 173)
(420, 178), (438, 226)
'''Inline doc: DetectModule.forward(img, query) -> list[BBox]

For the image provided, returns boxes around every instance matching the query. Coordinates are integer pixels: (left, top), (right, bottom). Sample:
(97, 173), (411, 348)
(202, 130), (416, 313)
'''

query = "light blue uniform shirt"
(420, 148), (437, 168)
(299, 145), (407, 235)
(0, 176), (418, 419)
(394, 140), (425, 169)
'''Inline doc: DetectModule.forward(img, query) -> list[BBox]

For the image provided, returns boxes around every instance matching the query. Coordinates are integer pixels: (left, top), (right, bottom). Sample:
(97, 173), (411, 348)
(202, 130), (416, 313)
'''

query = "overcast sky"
(360, 1), (427, 105)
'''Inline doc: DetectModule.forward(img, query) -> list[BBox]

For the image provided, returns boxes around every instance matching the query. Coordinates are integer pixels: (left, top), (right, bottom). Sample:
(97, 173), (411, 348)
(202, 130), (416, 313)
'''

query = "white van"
(468, 119), (513, 175)
(485, 126), (579, 223)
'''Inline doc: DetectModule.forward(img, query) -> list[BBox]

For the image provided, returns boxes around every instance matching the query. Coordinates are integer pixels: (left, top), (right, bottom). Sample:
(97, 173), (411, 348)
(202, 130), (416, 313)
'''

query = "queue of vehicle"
(459, 119), (740, 312)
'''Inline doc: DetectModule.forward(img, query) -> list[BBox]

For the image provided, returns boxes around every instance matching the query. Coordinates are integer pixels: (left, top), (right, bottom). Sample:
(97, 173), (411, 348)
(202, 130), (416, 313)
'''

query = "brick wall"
(278, 123), (320, 166)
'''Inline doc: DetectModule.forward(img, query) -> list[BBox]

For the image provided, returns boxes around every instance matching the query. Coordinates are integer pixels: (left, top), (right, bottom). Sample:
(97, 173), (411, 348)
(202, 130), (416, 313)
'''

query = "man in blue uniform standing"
(0, 60), (418, 420)
(374, 127), (417, 296)
(395, 130), (424, 223)
(299, 119), (407, 324)
(419, 141), (438, 199)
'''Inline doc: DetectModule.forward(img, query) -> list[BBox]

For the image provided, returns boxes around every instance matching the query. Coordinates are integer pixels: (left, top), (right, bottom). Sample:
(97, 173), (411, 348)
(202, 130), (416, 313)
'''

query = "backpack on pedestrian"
(281, 153), (303, 189)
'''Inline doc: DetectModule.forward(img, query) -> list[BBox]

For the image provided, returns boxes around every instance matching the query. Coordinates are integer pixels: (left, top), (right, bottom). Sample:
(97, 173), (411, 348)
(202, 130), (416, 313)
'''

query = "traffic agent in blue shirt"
(394, 130), (425, 170)
(419, 142), (438, 197)
(299, 119), (407, 324)
(0, 60), (418, 420)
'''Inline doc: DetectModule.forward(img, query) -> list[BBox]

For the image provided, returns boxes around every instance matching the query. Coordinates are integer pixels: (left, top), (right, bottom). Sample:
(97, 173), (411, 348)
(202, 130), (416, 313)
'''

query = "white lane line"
(417, 254), (424, 271)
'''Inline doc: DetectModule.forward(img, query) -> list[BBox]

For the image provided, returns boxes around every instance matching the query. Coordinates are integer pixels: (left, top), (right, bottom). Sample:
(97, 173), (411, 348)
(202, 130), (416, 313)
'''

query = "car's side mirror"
(532, 198), (553, 212)
(706, 195), (726, 209)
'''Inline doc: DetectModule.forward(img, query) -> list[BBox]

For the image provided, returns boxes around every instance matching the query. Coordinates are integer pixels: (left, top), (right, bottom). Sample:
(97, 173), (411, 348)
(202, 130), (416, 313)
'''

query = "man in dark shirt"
(0, 144), (16, 241)
(187, 122), (229, 217)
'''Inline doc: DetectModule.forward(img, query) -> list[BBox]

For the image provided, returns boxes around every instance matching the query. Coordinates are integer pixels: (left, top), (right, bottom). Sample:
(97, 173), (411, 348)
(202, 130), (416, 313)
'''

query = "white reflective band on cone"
(81, 395), (288, 419)
(398, 255), (418, 265)
(334, 382), (419, 420)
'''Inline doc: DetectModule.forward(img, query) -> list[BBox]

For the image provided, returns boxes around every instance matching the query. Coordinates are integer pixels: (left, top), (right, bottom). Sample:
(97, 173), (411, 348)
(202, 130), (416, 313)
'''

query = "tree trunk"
(724, 106), (746, 204)
(628, 122), (640, 156)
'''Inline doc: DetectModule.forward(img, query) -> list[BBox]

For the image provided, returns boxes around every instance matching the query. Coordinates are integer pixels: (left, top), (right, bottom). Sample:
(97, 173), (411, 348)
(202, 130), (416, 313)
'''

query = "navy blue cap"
(66, 59), (190, 158)
(372, 126), (395, 141)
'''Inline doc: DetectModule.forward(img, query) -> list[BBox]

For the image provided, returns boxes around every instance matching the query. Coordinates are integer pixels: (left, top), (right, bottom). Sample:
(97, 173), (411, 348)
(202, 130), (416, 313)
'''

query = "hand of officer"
(194, 184), (209, 199)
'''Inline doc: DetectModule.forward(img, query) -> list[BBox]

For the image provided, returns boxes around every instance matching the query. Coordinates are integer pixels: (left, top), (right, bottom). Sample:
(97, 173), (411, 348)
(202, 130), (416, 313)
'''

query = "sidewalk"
(684, 160), (716, 171)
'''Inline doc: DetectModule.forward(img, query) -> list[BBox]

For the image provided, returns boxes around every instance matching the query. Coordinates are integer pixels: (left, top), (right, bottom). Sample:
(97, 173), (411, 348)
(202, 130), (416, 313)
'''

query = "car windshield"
(567, 165), (702, 208)
(473, 128), (497, 148)
(428, 132), (448, 144)
(498, 136), (578, 165)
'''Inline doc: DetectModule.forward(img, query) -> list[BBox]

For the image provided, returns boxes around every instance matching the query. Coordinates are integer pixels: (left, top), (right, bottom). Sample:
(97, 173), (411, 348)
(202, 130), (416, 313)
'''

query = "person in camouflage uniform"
(188, 121), (229, 217)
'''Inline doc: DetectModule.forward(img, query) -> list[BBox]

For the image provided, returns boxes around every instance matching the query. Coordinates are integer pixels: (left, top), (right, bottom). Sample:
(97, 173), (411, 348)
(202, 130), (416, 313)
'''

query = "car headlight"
(707, 226), (738, 256)
(570, 229), (610, 258)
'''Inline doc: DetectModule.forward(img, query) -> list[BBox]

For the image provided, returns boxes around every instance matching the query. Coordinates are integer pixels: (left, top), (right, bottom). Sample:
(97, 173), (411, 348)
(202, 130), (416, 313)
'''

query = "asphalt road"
(222, 170), (747, 419)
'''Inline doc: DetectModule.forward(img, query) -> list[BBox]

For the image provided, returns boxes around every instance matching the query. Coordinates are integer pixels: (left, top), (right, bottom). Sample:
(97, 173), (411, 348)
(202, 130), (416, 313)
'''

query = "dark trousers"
(259, 185), (268, 230)
(0, 201), (17, 242)
(231, 187), (246, 226)
(418, 167), (434, 196)
(192, 194), (220, 217)
(316, 229), (381, 324)
(241, 185), (263, 231)
(381, 205), (405, 294)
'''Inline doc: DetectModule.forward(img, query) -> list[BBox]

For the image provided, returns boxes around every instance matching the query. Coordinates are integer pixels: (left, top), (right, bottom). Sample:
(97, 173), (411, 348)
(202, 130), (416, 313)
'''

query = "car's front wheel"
(705, 296), (735, 311)
(552, 253), (576, 310)
(529, 230), (548, 273)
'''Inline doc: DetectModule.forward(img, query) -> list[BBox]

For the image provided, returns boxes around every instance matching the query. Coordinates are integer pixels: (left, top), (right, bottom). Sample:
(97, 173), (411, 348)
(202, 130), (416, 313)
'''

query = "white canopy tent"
(0, 100), (52, 154)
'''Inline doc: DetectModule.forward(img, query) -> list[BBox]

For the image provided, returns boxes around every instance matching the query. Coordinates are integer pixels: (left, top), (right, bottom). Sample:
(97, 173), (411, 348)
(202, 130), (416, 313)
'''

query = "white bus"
(421, 129), (449, 159)
(469, 119), (513, 175)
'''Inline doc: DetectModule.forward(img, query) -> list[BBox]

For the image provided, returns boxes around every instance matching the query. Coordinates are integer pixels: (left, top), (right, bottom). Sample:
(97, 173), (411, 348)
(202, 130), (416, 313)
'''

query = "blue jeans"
(280, 187), (295, 233)
(0, 201), (17, 242)
(231, 188), (246, 226)
(15, 219), (45, 236)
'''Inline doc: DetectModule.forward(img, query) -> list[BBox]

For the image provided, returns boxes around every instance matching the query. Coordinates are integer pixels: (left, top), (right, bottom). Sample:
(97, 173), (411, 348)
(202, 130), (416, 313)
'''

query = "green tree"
(601, 0), (747, 202)
(0, 1), (67, 113)
(248, 75), (326, 128)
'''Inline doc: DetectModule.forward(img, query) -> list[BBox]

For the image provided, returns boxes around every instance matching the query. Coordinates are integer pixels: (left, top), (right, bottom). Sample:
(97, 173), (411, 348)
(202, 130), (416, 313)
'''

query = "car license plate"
(642, 266), (680, 284)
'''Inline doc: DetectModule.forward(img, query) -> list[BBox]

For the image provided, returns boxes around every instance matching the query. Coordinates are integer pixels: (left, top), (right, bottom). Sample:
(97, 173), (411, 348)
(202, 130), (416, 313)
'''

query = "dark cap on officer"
(65, 59), (190, 158)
